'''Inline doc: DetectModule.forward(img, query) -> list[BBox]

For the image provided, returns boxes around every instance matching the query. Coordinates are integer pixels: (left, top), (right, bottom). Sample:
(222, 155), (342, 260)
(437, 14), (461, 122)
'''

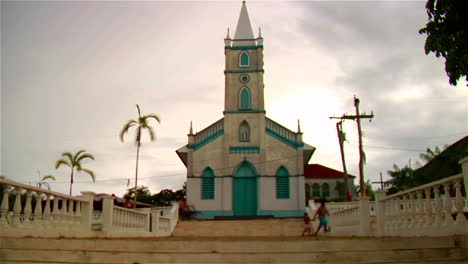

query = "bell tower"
(224, 1), (264, 113)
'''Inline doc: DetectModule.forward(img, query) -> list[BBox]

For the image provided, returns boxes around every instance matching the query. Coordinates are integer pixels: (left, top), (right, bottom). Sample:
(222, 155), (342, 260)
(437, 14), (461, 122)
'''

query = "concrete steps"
(1, 236), (467, 263)
(1, 220), (467, 263)
(172, 218), (304, 237)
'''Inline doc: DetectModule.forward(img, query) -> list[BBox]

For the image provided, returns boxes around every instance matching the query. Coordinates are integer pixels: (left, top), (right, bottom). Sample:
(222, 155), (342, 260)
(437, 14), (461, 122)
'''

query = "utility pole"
(334, 121), (351, 201)
(330, 95), (374, 197)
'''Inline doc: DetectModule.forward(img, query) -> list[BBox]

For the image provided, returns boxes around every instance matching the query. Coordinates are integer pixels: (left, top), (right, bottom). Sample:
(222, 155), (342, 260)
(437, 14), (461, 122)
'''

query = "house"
(304, 164), (357, 201)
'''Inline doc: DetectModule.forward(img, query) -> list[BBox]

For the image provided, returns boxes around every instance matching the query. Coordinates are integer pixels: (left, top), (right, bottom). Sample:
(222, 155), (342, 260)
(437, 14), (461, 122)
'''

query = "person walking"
(302, 213), (312, 236)
(312, 200), (330, 236)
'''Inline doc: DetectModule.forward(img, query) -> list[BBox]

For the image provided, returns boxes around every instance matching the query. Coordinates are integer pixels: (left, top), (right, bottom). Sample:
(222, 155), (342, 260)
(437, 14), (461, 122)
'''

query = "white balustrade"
(0, 178), (93, 237)
(375, 158), (467, 237)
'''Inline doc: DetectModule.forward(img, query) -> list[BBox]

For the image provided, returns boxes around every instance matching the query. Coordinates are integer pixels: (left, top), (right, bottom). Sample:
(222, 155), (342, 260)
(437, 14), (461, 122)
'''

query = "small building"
(304, 164), (357, 201)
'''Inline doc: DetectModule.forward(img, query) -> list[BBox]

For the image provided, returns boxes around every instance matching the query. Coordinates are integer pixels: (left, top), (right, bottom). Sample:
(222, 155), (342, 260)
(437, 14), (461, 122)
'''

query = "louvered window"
(202, 168), (215, 200)
(276, 166), (290, 199)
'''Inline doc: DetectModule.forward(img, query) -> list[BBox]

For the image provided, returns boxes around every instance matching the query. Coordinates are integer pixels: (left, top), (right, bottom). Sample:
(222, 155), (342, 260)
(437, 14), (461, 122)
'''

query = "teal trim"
(259, 210), (305, 218)
(225, 45), (264, 50)
(276, 166), (290, 199)
(223, 110), (266, 114)
(240, 87), (251, 109)
(230, 146), (260, 154)
(224, 69), (264, 74)
(192, 210), (234, 220)
(201, 168), (215, 200)
(266, 128), (304, 149)
(187, 129), (224, 150)
(233, 161), (258, 216)
(240, 51), (250, 67)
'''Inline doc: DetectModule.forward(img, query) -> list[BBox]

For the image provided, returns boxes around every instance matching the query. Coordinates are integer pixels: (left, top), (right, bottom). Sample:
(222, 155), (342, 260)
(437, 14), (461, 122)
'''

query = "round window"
(240, 74), (250, 84)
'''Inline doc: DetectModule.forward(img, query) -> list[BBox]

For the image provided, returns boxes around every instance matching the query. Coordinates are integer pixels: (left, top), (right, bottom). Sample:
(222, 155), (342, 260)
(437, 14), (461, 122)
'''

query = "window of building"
(239, 51), (250, 67)
(312, 183), (320, 197)
(239, 120), (250, 142)
(322, 183), (330, 197)
(276, 166), (290, 199)
(239, 87), (251, 109)
(201, 167), (215, 200)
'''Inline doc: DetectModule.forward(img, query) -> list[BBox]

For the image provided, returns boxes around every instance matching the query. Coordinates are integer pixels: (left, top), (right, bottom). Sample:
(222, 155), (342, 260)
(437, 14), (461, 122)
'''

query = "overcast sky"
(1, 0), (466, 197)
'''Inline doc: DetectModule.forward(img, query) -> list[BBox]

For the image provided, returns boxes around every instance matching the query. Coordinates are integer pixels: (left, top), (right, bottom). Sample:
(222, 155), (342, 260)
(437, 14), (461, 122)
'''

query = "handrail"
(0, 178), (88, 202)
(383, 173), (462, 200)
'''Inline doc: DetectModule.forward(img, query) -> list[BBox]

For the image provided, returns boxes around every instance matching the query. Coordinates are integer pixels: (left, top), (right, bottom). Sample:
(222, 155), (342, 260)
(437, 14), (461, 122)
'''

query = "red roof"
(304, 164), (356, 179)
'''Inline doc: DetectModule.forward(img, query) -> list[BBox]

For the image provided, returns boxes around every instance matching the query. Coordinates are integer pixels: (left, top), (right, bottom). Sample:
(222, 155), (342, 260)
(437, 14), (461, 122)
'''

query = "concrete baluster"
(0, 185), (11, 225)
(453, 179), (466, 233)
(34, 192), (43, 225)
(414, 191), (423, 233)
(433, 186), (443, 228)
(68, 200), (75, 224)
(52, 197), (60, 224)
(12, 187), (23, 226)
(75, 201), (81, 224)
(442, 183), (453, 228)
(423, 188), (433, 228)
(61, 198), (68, 224)
(43, 195), (52, 224)
(406, 193), (415, 231)
(23, 190), (34, 225)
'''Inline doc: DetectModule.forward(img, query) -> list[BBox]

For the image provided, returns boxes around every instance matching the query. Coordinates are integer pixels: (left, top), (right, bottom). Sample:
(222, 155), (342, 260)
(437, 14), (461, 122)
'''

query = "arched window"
(305, 183), (311, 200)
(239, 87), (251, 109)
(239, 120), (250, 142)
(312, 183), (320, 197)
(276, 166), (290, 199)
(201, 167), (215, 200)
(239, 51), (250, 67)
(322, 183), (330, 197)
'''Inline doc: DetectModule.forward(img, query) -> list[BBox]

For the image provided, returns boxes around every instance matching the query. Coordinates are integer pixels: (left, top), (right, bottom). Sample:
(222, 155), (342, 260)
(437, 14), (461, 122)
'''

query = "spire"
(234, 1), (255, 40)
(297, 119), (302, 134)
(189, 121), (193, 135)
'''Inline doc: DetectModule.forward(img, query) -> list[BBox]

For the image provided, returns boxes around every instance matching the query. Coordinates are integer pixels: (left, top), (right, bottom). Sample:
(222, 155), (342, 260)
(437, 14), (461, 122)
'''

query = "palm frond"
(145, 125), (156, 141)
(120, 120), (137, 142)
(55, 159), (71, 169)
(79, 168), (96, 182)
(77, 153), (95, 162)
(61, 152), (74, 161)
(41, 175), (55, 181)
(144, 114), (161, 124)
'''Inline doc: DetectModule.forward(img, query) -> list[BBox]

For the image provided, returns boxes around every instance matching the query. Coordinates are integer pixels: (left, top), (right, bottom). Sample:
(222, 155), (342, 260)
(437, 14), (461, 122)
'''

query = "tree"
(55, 150), (96, 196)
(355, 180), (375, 200)
(120, 104), (160, 208)
(419, 0), (468, 86)
(125, 185), (153, 205)
(386, 164), (415, 195)
(37, 175), (55, 190)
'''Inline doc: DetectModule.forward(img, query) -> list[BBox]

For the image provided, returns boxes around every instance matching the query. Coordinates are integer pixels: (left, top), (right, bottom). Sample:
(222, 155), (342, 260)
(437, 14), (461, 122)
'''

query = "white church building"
(176, 2), (315, 219)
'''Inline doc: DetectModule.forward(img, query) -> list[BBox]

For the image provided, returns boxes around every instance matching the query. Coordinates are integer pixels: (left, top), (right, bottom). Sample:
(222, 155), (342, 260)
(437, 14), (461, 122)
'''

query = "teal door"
(233, 161), (257, 216)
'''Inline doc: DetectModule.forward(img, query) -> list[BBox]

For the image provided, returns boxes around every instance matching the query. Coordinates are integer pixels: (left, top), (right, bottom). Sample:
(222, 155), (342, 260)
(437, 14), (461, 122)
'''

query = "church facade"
(176, 2), (315, 219)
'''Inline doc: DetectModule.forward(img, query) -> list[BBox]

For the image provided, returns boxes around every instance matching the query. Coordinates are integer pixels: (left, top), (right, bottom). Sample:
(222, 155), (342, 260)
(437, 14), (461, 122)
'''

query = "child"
(302, 213), (311, 236)
(312, 200), (330, 235)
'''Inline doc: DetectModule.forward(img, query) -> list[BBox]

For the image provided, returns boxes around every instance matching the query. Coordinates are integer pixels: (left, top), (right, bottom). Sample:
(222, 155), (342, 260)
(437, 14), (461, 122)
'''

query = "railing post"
(359, 196), (371, 236)
(101, 195), (115, 232)
(0, 185), (11, 225)
(23, 190), (34, 225)
(34, 192), (43, 225)
(80, 191), (95, 231)
(460, 157), (468, 201)
(12, 187), (23, 226)
(374, 190), (386, 236)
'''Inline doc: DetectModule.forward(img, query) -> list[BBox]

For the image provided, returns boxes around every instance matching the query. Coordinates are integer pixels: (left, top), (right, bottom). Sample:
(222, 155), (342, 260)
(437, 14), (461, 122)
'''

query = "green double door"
(233, 161), (257, 216)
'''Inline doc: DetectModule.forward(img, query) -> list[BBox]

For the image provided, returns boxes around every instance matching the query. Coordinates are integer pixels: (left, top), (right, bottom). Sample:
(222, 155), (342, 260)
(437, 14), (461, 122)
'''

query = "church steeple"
(224, 1), (265, 113)
(234, 1), (255, 40)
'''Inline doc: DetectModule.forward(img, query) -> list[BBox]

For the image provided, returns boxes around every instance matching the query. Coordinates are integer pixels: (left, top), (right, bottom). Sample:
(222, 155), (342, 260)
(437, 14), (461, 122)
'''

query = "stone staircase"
(1, 219), (467, 263)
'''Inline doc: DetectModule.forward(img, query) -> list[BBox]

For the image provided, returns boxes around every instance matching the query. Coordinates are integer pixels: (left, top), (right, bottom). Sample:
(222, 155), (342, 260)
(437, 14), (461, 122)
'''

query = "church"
(176, 2), (315, 219)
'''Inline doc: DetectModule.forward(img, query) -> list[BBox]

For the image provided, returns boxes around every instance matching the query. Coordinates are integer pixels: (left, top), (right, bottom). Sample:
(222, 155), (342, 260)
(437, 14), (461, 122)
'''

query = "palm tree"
(55, 150), (96, 195)
(120, 104), (160, 208)
(37, 172), (56, 190)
